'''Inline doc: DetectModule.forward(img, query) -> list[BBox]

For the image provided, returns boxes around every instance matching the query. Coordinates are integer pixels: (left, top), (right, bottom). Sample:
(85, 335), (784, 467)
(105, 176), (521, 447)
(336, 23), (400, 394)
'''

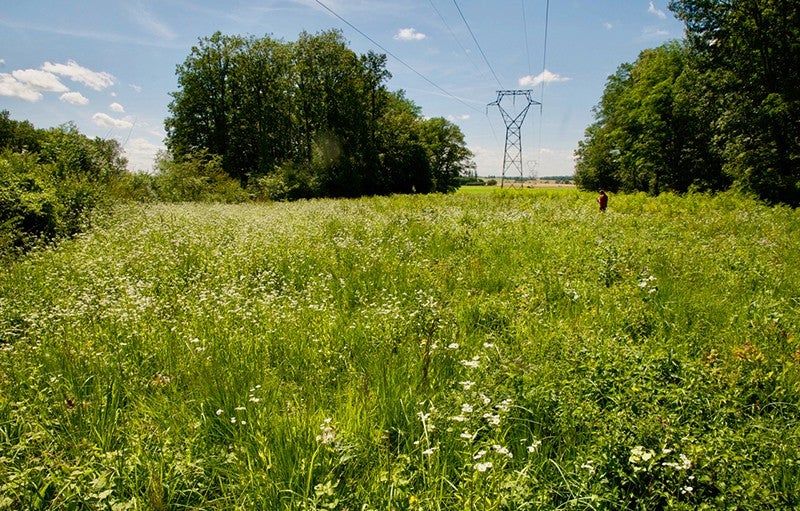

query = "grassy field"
(1, 189), (799, 509)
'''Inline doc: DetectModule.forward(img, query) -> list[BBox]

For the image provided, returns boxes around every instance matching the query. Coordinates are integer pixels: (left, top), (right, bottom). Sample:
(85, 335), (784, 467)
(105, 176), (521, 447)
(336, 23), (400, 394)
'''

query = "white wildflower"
(460, 356), (480, 368)
(316, 418), (336, 445)
(474, 461), (493, 472)
(497, 398), (513, 412)
(493, 444), (512, 458)
(482, 413), (500, 426)
(629, 445), (655, 465)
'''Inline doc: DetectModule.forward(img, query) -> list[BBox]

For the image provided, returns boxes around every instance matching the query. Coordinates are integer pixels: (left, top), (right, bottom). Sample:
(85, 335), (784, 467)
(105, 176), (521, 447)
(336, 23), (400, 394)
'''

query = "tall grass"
(1, 190), (798, 509)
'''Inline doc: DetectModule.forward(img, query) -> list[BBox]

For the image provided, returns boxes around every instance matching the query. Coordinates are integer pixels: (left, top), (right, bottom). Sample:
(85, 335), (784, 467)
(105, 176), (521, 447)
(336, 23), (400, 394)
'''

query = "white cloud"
(518, 69), (571, 87)
(42, 60), (115, 91)
(126, 3), (177, 40)
(0, 59), (5, 66)
(110, 102), (125, 112)
(92, 112), (133, 129)
(604, 21), (614, 30)
(60, 91), (89, 105)
(0, 74), (42, 102)
(11, 69), (68, 91)
(125, 137), (164, 173)
(448, 114), (470, 122)
(648, 1), (667, 19)
(642, 26), (670, 38)
(129, 84), (143, 93)
(394, 28), (426, 41)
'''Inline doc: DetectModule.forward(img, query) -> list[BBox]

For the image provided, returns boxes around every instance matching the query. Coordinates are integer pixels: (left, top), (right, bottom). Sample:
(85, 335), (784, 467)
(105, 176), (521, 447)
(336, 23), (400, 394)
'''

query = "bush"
(0, 152), (62, 254)
(0, 122), (133, 257)
(248, 161), (319, 201)
(153, 151), (248, 203)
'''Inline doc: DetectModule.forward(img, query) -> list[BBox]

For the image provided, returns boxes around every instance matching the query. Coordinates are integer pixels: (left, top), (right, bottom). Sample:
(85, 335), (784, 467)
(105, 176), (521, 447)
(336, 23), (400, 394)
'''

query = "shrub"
(249, 161), (319, 202)
(153, 151), (248, 203)
(0, 151), (62, 254)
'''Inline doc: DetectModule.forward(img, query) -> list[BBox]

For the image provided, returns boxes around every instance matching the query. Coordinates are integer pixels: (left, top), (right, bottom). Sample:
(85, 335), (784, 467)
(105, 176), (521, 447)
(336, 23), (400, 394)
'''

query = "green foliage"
(419, 117), (475, 193)
(577, 1), (800, 205)
(669, 0), (800, 205)
(152, 151), (248, 203)
(166, 31), (473, 199)
(0, 152), (61, 250)
(575, 41), (728, 196)
(249, 161), (319, 202)
(1, 191), (798, 508)
(0, 116), (129, 257)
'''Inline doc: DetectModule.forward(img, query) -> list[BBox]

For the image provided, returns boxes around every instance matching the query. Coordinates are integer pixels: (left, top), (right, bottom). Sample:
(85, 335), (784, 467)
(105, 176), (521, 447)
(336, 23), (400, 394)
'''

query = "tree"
(375, 91), (432, 194)
(166, 33), (242, 181)
(0, 110), (42, 154)
(419, 117), (474, 193)
(0, 115), (130, 254)
(165, 30), (474, 199)
(574, 41), (727, 195)
(669, 0), (800, 205)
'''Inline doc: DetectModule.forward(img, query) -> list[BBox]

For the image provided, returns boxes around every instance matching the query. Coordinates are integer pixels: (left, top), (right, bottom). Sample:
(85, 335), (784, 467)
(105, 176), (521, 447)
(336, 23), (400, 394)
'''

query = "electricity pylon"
(488, 90), (540, 187)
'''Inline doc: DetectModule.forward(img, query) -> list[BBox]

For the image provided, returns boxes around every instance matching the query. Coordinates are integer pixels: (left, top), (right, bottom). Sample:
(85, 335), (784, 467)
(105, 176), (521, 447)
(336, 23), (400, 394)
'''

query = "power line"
(428, 0), (485, 79)
(521, 0), (532, 76)
(536, 0), (551, 174)
(540, 0), (550, 102)
(313, 0), (482, 113)
(451, 0), (503, 87)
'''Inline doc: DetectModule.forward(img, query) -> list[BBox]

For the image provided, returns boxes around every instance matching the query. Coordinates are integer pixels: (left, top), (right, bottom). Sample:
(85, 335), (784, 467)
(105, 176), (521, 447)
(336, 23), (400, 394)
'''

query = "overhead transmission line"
(535, 0), (551, 175)
(540, 0), (550, 107)
(428, 0), (484, 78)
(521, 0), (532, 76)
(426, 0), (501, 147)
(451, 0), (503, 87)
(313, 0), (482, 113)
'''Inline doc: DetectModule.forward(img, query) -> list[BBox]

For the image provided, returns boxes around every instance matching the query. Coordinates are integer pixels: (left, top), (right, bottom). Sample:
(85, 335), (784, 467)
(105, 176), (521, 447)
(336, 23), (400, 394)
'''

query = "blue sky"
(0, 1), (684, 176)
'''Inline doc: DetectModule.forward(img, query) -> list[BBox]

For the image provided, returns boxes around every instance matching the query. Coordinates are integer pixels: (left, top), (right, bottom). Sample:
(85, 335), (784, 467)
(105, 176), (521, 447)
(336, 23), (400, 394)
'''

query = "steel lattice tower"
(488, 90), (540, 187)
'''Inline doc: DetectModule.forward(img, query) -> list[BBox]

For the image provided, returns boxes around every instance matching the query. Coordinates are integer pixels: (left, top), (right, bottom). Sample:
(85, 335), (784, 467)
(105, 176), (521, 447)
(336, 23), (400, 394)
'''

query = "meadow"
(1, 189), (798, 510)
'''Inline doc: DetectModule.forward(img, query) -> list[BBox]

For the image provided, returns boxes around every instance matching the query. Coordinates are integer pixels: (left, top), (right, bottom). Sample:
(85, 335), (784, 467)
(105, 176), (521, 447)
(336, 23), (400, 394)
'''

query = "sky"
(0, 0), (686, 177)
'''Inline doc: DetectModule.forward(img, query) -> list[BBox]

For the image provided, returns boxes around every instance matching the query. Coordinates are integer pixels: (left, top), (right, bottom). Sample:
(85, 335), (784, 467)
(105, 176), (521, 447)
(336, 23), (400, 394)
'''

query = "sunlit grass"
(1, 191), (798, 509)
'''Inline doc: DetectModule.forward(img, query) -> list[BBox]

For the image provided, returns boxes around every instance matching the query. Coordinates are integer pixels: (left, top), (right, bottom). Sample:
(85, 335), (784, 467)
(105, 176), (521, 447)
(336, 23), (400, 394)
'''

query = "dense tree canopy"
(576, 0), (799, 205)
(165, 30), (473, 198)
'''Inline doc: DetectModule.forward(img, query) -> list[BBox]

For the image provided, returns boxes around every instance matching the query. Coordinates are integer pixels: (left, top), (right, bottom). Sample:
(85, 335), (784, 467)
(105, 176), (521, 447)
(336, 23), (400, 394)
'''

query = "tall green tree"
(575, 42), (722, 194)
(420, 117), (475, 193)
(669, 0), (800, 205)
(166, 33), (242, 181)
(165, 30), (474, 199)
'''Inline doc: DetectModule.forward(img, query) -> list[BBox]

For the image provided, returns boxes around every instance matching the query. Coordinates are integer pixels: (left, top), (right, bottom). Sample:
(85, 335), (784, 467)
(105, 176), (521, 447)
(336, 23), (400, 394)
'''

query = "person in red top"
(597, 190), (608, 212)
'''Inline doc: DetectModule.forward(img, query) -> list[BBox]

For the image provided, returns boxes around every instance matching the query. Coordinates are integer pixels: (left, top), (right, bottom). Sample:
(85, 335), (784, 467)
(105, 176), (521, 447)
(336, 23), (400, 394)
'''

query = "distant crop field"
(1, 191), (798, 509)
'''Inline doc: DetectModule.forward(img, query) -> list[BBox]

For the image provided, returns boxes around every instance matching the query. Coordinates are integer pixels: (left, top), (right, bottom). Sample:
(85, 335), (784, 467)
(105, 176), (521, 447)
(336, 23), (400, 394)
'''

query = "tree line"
(165, 30), (475, 200)
(575, 0), (799, 206)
